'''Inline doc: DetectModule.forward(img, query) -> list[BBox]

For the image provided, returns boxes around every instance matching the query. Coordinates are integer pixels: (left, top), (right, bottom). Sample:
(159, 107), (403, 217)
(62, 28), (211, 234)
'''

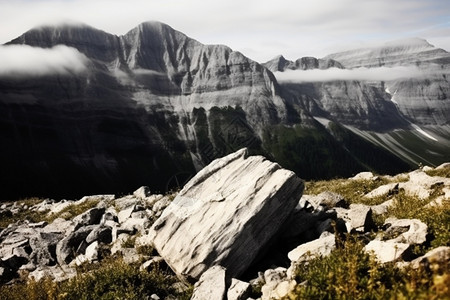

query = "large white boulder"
(147, 148), (304, 281)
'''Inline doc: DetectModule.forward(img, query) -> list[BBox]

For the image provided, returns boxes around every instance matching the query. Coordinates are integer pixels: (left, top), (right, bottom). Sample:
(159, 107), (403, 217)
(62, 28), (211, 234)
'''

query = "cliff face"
(323, 38), (450, 127)
(1, 23), (449, 200)
(269, 38), (450, 170)
(263, 55), (343, 72)
(0, 22), (293, 200)
(324, 38), (450, 68)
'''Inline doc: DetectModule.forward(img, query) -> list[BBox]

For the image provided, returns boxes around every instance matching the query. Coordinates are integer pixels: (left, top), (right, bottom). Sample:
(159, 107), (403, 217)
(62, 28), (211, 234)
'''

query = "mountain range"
(1, 21), (449, 200)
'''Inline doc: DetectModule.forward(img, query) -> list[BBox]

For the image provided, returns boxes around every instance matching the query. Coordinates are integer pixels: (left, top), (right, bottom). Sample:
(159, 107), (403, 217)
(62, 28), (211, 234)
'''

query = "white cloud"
(274, 66), (428, 83)
(0, 45), (89, 77)
(0, 0), (448, 63)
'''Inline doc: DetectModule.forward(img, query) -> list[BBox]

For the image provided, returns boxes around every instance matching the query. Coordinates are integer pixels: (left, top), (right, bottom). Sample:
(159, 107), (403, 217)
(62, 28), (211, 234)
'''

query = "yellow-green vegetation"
(121, 235), (138, 249)
(286, 235), (450, 299)
(387, 190), (450, 250)
(425, 167), (450, 178)
(0, 255), (193, 300)
(0, 198), (103, 228)
(293, 173), (450, 299)
(0, 198), (47, 228)
(46, 199), (101, 223)
(306, 177), (391, 205)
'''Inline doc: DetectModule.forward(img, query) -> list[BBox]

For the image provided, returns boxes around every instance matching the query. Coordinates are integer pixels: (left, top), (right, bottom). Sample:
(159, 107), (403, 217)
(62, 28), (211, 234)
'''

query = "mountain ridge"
(1, 21), (449, 200)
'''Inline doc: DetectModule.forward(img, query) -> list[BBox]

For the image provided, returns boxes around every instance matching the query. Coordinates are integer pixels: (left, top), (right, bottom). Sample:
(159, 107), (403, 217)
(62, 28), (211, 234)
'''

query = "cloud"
(0, 0), (449, 62)
(0, 45), (89, 77)
(274, 66), (429, 83)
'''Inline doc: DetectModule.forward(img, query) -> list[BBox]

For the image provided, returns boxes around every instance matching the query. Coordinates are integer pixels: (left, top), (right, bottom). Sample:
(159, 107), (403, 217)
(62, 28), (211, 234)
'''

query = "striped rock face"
(148, 148), (304, 281)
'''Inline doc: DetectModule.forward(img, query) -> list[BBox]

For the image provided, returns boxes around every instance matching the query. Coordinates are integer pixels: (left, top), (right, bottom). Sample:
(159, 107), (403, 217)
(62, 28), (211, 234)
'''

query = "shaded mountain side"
(1, 23), (447, 200)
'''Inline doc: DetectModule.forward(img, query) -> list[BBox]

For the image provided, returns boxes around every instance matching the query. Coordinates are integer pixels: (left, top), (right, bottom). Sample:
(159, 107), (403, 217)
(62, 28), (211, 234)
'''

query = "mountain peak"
(383, 37), (433, 48)
(324, 37), (448, 68)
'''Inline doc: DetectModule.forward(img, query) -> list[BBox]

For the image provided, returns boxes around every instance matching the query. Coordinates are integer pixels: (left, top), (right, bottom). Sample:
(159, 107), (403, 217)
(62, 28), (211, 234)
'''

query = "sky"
(0, 0), (449, 63)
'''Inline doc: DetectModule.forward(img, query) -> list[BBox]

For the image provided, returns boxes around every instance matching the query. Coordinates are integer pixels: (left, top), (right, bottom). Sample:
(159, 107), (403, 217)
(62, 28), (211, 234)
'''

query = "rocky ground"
(0, 148), (449, 299)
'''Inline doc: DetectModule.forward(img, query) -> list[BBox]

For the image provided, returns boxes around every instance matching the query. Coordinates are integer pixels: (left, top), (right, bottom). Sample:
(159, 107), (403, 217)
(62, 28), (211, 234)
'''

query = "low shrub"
(0, 256), (192, 300)
(287, 235), (450, 299)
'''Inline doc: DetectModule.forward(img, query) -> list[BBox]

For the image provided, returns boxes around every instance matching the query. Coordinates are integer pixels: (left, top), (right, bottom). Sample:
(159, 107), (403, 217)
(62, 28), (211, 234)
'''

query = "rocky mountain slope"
(1, 22), (449, 200)
(265, 38), (450, 169)
(0, 149), (449, 299)
(1, 22), (289, 200)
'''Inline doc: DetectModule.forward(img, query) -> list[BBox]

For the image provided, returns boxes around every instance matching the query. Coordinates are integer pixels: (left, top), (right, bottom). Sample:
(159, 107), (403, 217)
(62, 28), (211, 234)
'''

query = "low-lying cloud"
(274, 66), (430, 83)
(0, 45), (89, 77)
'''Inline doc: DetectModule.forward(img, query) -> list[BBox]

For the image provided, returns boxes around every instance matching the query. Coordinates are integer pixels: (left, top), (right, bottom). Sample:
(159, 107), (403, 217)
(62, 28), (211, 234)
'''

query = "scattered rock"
(140, 256), (168, 272)
(282, 208), (334, 239)
(56, 226), (95, 265)
(351, 171), (377, 181)
(365, 240), (411, 263)
(382, 218), (428, 244)
(29, 232), (63, 266)
(436, 162), (450, 170)
(152, 197), (172, 217)
(73, 241), (99, 266)
(409, 246), (450, 269)
(261, 267), (292, 300)
(85, 225), (112, 244)
(191, 266), (227, 300)
(114, 196), (140, 211)
(370, 199), (394, 215)
(309, 191), (348, 209)
(422, 166), (434, 172)
(121, 248), (141, 264)
(364, 183), (398, 198)
(117, 205), (137, 224)
(288, 232), (336, 262)
(335, 204), (375, 232)
(227, 278), (250, 300)
(73, 207), (105, 230)
(133, 186), (152, 199)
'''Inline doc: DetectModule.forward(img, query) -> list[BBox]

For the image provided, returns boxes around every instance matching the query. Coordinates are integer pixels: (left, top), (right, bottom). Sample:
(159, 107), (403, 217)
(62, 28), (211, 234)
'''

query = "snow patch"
(313, 117), (333, 127)
(411, 124), (438, 142)
(385, 88), (398, 105)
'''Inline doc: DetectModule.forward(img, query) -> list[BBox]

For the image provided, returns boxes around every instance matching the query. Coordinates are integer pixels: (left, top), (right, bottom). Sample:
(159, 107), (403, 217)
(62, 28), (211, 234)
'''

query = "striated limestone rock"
(227, 278), (250, 300)
(335, 204), (375, 233)
(365, 240), (411, 263)
(287, 232), (336, 263)
(191, 266), (227, 300)
(147, 148), (304, 281)
(382, 218), (428, 244)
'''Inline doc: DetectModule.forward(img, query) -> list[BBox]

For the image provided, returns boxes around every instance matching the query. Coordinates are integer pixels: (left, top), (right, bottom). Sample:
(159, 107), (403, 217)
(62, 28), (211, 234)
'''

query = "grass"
(425, 167), (450, 178)
(1, 171), (448, 299)
(0, 198), (48, 228)
(386, 190), (450, 250)
(0, 255), (193, 300)
(286, 172), (450, 299)
(0, 198), (103, 228)
(46, 199), (101, 223)
(305, 177), (391, 206)
(285, 235), (450, 299)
